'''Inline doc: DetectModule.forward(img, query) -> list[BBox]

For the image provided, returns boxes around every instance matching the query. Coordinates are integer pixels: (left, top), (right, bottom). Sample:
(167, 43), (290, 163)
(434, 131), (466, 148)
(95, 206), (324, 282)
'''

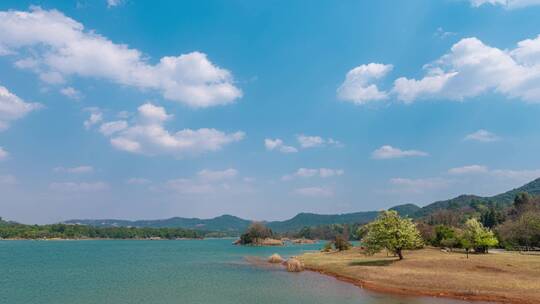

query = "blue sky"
(1, 0), (540, 224)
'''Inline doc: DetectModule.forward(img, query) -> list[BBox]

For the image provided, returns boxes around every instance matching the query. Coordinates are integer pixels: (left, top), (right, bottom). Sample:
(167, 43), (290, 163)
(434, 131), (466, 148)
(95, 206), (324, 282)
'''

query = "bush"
(334, 235), (352, 251)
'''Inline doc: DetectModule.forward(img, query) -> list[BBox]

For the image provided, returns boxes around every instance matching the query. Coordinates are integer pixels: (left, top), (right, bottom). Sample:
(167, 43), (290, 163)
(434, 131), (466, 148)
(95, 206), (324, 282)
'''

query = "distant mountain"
(390, 204), (421, 217)
(266, 211), (379, 233)
(64, 178), (540, 233)
(414, 178), (540, 218)
(65, 214), (251, 232)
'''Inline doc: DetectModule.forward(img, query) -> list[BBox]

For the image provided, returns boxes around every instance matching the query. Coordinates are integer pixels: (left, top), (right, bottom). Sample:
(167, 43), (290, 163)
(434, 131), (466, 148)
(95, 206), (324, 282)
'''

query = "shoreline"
(296, 248), (540, 304)
(303, 266), (526, 304)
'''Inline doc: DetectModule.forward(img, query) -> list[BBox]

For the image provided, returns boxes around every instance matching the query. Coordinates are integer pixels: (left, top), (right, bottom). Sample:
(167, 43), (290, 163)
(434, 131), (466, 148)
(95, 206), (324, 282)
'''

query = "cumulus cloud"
(393, 36), (540, 103)
(372, 145), (428, 159)
(264, 138), (298, 153)
(470, 0), (540, 8)
(60, 86), (82, 100)
(297, 135), (342, 148)
(282, 168), (344, 181)
(0, 85), (41, 131)
(54, 165), (94, 174)
(464, 129), (501, 142)
(0, 147), (8, 160)
(448, 165), (489, 174)
(0, 7), (241, 108)
(97, 103), (244, 157)
(49, 181), (109, 192)
(337, 63), (393, 104)
(344, 34), (540, 105)
(294, 187), (333, 198)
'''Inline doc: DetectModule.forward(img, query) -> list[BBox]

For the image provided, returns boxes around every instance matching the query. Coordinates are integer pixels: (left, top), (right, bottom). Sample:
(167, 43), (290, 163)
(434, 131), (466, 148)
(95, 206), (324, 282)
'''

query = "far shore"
(297, 247), (540, 304)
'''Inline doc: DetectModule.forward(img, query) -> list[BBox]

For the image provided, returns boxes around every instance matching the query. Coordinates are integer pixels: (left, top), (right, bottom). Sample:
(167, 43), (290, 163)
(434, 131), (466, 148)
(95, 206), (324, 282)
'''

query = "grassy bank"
(298, 247), (540, 304)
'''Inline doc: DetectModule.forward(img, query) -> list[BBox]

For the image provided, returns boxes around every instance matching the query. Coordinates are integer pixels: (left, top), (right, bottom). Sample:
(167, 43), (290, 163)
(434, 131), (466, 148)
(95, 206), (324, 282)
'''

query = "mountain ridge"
(64, 177), (540, 233)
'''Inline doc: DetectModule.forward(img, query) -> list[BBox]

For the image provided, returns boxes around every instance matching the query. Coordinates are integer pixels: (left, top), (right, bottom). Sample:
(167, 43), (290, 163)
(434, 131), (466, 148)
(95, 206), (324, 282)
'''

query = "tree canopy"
(361, 210), (423, 260)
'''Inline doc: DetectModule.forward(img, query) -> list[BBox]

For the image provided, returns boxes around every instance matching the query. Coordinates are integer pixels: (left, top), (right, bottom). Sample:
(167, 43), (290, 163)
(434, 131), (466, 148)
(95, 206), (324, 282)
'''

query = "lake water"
(1, 239), (483, 304)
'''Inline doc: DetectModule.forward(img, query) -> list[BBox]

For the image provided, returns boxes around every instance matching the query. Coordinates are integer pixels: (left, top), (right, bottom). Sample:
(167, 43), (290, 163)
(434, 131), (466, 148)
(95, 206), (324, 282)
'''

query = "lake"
(1, 239), (485, 304)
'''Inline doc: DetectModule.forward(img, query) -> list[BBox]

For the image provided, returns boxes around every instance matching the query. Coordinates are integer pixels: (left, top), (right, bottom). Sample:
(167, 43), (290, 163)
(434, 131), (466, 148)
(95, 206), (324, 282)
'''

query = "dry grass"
(286, 258), (305, 272)
(268, 253), (284, 264)
(298, 247), (540, 304)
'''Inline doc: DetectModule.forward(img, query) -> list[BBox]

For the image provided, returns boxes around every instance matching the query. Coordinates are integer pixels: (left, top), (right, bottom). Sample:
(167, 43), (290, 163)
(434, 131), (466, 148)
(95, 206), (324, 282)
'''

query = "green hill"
(266, 211), (379, 233)
(64, 178), (540, 234)
(414, 178), (540, 218)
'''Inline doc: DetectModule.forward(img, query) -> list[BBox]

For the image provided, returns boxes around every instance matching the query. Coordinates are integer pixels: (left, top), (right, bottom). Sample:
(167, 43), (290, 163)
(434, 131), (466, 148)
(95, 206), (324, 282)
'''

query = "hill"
(64, 178), (540, 233)
(65, 214), (251, 233)
(266, 211), (379, 233)
(414, 178), (540, 218)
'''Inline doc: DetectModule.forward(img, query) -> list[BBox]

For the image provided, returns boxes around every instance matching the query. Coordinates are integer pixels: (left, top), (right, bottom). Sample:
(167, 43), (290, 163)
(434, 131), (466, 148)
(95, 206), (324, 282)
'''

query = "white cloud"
(126, 177), (151, 185)
(60, 86), (82, 100)
(448, 165), (489, 174)
(282, 168), (344, 181)
(0, 175), (17, 185)
(84, 108), (103, 130)
(0, 85), (41, 131)
(0, 147), (8, 160)
(389, 177), (450, 193)
(54, 165), (94, 174)
(264, 138), (298, 153)
(470, 0), (540, 8)
(107, 0), (123, 7)
(392, 36), (540, 103)
(297, 134), (342, 148)
(49, 181), (109, 192)
(372, 145), (428, 159)
(337, 63), (393, 104)
(0, 7), (241, 108)
(464, 129), (501, 142)
(294, 187), (333, 198)
(99, 120), (128, 136)
(98, 103), (244, 157)
(197, 168), (238, 181)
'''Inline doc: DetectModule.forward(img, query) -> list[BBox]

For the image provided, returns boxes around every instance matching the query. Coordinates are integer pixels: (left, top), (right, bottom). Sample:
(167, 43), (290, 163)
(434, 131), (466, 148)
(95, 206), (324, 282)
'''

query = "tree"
(514, 192), (532, 215)
(333, 235), (352, 251)
(434, 225), (456, 246)
(497, 211), (540, 250)
(239, 222), (273, 245)
(461, 218), (498, 255)
(362, 210), (423, 260)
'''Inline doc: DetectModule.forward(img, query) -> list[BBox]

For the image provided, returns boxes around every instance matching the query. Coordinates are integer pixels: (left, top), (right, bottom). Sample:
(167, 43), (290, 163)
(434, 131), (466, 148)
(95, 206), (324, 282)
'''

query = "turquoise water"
(1, 239), (482, 304)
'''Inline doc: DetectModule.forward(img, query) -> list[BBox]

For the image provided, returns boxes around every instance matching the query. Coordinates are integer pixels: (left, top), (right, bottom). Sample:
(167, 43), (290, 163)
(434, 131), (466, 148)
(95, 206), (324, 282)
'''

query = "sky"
(1, 0), (540, 224)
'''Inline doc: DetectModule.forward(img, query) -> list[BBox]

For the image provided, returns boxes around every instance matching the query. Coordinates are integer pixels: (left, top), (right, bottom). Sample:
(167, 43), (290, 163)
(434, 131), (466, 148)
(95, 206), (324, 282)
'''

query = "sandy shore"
(297, 247), (540, 304)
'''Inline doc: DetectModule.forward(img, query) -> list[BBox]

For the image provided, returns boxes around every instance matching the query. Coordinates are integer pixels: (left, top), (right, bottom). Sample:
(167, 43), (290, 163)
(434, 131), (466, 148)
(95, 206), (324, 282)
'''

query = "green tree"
(333, 235), (352, 251)
(362, 210), (423, 260)
(461, 218), (498, 255)
(239, 222), (273, 245)
(434, 225), (456, 246)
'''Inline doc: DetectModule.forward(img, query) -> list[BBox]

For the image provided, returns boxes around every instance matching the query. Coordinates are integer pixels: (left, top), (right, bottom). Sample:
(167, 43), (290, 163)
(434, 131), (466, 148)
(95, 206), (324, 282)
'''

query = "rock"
(286, 258), (304, 272)
(268, 253), (284, 264)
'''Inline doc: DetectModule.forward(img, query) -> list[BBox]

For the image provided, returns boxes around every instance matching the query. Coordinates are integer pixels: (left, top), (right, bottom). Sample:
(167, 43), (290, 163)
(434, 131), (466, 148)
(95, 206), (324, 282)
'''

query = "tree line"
(0, 221), (201, 240)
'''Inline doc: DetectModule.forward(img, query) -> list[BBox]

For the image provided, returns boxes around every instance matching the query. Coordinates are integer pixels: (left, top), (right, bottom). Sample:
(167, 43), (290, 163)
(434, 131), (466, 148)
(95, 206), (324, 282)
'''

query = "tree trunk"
(397, 249), (403, 260)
